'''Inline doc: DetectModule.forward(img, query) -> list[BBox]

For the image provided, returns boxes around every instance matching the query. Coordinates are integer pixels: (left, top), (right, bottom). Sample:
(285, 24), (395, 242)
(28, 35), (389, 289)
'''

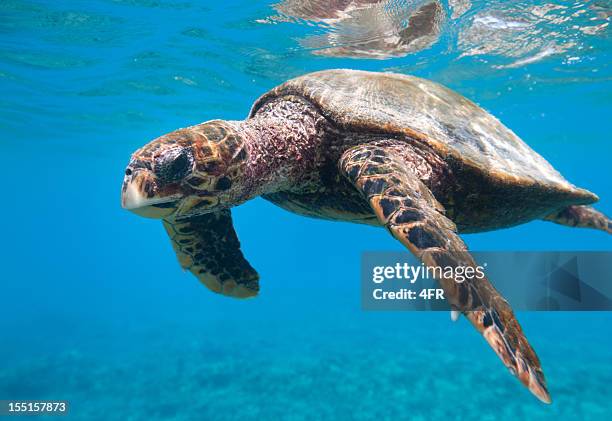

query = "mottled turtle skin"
(121, 69), (611, 405)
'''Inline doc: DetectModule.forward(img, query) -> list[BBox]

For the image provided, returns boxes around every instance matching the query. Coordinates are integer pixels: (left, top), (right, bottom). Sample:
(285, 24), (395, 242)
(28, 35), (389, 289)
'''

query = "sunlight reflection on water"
(263, 0), (610, 65)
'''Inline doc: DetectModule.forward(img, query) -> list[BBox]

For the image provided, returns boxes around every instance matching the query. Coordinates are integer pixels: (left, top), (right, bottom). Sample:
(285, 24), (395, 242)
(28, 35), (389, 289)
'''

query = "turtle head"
(121, 120), (248, 219)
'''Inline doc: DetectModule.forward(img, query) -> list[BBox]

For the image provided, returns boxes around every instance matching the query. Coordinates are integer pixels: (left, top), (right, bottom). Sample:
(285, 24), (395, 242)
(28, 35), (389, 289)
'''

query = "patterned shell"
(250, 69), (586, 194)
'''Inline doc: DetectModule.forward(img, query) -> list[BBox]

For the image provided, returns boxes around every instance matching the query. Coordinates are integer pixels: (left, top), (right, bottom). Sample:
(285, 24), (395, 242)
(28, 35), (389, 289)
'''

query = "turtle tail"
(543, 205), (612, 234)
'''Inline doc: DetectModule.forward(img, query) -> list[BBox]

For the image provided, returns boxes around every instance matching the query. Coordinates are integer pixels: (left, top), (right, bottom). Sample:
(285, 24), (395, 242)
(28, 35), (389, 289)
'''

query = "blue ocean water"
(1, 0), (611, 419)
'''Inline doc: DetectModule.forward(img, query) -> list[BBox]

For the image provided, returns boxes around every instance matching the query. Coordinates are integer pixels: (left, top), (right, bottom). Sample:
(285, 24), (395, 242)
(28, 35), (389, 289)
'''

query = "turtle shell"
(250, 69), (596, 201)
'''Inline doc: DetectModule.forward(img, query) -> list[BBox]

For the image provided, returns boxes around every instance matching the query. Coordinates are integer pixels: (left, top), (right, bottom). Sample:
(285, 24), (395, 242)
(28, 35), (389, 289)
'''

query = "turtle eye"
(155, 148), (193, 184)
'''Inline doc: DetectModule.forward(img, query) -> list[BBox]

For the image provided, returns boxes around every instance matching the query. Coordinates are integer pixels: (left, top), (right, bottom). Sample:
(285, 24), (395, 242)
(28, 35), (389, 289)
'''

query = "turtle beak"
(121, 168), (179, 219)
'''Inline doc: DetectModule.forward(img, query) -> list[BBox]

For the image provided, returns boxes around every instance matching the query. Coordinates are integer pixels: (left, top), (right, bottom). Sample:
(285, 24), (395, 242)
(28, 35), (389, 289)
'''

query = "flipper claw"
(450, 309), (460, 322)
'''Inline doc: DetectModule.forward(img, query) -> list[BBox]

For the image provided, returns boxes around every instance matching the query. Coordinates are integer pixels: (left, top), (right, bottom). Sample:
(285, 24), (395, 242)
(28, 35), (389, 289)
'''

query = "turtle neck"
(231, 96), (330, 200)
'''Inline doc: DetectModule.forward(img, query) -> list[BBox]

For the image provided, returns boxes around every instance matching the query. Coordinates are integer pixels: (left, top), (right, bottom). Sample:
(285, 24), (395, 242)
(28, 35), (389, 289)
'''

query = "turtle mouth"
(122, 193), (180, 219)
(121, 171), (181, 218)
(128, 201), (180, 219)
(150, 201), (179, 209)
(122, 194), (180, 219)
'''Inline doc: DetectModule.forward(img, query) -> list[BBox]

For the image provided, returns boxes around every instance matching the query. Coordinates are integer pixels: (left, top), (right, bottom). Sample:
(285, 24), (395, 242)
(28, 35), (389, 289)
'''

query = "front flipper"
(163, 210), (259, 298)
(339, 143), (552, 403)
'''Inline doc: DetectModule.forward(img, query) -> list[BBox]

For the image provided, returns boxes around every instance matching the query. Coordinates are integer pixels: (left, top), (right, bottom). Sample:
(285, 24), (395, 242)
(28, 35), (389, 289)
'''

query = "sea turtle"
(268, 0), (444, 59)
(121, 69), (611, 403)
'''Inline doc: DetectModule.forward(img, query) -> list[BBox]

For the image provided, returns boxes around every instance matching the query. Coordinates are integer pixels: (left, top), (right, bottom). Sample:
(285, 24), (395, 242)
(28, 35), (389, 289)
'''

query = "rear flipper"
(544, 205), (612, 234)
